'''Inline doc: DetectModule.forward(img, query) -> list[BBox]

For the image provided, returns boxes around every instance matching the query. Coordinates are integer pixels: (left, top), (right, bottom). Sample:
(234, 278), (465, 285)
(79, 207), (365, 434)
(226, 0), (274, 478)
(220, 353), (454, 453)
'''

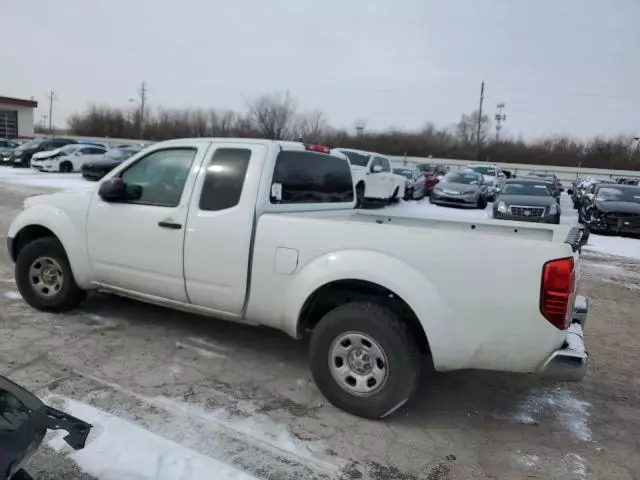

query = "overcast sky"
(2, 0), (639, 140)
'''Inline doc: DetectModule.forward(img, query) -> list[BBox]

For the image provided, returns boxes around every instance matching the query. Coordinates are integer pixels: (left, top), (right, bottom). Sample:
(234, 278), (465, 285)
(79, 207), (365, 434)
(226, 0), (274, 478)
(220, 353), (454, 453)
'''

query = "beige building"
(0, 95), (38, 139)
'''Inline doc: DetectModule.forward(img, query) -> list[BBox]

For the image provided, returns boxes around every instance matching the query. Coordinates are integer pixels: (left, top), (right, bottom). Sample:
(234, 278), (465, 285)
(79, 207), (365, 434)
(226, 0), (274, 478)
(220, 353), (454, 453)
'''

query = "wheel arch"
(8, 206), (93, 288)
(283, 250), (451, 367)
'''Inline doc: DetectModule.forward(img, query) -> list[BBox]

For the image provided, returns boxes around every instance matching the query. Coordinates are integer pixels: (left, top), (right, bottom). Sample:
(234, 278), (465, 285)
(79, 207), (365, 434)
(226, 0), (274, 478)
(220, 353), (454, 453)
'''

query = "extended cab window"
(199, 148), (251, 211)
(271, 151), (354, 204)
(120, 148), (196, 207)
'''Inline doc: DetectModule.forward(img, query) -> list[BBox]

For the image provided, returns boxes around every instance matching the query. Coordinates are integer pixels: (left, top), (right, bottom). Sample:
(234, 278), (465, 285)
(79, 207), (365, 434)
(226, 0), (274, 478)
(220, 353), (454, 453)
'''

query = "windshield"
(393, 168), (413, 179)
(341, 150), (370, 167)
(443, 172), (481, 184)
(596, 187), (640, 203)
(501, 182), (551, 196)
(417, 163), (437, 173)
(19, 139), (44, 149)
(105, 148), (137, 160)
(468, 166), (497, 176)
(59, 144), (81, 155)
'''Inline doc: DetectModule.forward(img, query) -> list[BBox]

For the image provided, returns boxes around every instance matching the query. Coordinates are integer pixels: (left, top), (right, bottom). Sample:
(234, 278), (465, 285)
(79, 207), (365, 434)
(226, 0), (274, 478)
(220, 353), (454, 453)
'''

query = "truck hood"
(24, 189), (95, 210)
(595, 200), (640, 214)
(32, 149), (61, 160)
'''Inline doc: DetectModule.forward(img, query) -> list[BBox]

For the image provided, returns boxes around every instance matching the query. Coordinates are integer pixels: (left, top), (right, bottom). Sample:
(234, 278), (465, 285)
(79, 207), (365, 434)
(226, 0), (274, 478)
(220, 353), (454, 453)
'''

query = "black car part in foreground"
(0, 375), (92, 480)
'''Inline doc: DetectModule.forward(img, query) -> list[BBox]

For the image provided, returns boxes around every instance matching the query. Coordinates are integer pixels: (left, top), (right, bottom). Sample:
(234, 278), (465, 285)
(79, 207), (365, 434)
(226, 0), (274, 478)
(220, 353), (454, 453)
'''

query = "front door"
(86, 143), (207, 301)
(367, 157), (387, 199)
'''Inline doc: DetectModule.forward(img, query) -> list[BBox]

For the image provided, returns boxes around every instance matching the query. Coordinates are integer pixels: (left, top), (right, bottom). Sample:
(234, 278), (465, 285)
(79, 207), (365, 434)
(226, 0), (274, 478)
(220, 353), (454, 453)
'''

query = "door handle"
(158, 221), (182, 230)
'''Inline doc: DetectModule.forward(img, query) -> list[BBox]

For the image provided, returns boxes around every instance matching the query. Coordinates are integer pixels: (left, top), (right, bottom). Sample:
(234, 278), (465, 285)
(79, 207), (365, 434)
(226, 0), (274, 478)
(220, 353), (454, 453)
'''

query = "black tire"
(355, 183), (365, 209)
(310, 302), (421, 419)
(404, 188), (413, 201)
(59, 161), (73, 173)
(477, 196), (487, 209)
(389, 188), (399, 204)
(15, 237), (86, 312)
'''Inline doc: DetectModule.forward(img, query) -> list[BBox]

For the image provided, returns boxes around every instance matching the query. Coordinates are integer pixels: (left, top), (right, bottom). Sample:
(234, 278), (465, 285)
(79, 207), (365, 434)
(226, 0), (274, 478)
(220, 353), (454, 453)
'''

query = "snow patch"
(175, 341), (226, 359)
(513, 387), (591, 441)
(0, 169), (93, 191)
(585, 234), (640, 261)
(557, 453), (587, 479)
(152, 396), (333, 468)
(47, 397), (258, 480)
(3, 291), (22, 300)
(514, 452), (539, 469)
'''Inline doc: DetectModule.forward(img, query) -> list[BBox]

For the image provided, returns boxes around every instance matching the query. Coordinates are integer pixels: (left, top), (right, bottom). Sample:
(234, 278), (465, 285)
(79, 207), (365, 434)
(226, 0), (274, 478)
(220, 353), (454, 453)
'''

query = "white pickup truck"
(335, 148), (405, 207)
(7, 138), (589, 419)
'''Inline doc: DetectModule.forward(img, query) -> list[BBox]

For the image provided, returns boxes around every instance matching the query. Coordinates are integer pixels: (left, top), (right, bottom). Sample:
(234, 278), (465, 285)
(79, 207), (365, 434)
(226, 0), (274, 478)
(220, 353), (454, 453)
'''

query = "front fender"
(281, 249), (454, 369)
(8, 205), (92, 288)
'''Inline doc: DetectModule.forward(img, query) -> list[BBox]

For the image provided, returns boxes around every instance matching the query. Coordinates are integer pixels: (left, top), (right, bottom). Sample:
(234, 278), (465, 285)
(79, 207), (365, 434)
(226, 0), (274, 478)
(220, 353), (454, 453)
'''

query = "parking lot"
(1, 169), (640, 479)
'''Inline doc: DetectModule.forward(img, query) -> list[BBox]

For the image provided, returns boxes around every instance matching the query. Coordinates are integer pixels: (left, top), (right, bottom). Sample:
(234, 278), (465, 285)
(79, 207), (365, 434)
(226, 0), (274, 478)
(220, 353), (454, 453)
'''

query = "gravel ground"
(0, 180), (639, 480)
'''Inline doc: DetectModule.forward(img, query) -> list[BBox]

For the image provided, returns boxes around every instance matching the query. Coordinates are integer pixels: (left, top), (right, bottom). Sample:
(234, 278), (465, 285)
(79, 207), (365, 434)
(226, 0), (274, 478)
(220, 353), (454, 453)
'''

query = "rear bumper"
(538, 295), (589, 382)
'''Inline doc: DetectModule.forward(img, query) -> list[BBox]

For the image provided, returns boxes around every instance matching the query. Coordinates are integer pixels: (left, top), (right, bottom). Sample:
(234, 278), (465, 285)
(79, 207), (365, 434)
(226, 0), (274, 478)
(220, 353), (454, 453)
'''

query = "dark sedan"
(393, 167), (426, 200)
(493, 179), (560, 224)
(580, 184), (640, 235)
(81, 146), (142, 180)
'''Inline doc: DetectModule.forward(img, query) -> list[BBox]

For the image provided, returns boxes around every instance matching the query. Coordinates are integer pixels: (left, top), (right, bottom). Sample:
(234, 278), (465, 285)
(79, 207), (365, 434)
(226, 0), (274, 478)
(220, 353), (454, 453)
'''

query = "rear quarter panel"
(246, 213), (571, 373)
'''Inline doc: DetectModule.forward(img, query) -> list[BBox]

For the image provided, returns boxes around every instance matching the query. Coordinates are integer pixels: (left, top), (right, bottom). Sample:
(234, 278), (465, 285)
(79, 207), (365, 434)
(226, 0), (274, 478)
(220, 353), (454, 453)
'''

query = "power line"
(495, 102), (506, 141)
(47, 90), (57, 132)
(476, 80), (484, 158)
(139, 81), (147, 139)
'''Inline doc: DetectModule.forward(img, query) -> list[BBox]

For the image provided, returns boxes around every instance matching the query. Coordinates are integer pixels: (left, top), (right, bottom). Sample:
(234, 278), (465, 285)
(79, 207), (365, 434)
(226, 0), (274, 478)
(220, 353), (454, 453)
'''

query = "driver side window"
(120, 148), (196, 207)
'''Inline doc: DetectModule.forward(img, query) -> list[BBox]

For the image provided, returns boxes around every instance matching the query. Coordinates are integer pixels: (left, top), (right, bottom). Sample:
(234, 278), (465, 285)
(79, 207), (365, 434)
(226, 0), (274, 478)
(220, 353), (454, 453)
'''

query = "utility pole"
(139, 82), (147, 139)
(41, 115), (48, 132)
(476, 81), (485, 158)
(495, 103), (506, 142)
(47, 90), (57, 133)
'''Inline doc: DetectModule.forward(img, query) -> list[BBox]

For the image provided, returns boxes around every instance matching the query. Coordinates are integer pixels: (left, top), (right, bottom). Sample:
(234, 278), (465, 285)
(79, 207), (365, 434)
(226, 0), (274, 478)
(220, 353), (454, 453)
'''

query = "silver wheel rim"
(329, 331), (389, 397)
(29, 256), (64, 298)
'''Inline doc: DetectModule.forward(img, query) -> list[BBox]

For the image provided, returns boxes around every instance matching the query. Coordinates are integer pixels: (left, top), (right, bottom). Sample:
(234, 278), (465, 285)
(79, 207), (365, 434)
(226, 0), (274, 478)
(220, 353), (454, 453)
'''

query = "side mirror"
(98, 178), (127, 202)
(372, 165), (383, 173)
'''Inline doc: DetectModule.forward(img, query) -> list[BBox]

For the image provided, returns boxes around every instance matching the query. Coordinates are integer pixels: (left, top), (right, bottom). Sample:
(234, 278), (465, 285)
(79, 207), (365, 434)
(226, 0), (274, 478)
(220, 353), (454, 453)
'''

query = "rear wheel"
(15, 237), (86, 312)
(310, 302), (421, 419)
(404, 187), (413, 201)
(389, 187), (399, 204)
(59, 161), (73, 173)
(477, 196), (487, 209)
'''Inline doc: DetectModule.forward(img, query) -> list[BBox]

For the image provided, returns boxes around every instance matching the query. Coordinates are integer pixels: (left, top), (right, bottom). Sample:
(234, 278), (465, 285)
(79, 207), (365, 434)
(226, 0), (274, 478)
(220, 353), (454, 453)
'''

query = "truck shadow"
(76, 293), (549, 428)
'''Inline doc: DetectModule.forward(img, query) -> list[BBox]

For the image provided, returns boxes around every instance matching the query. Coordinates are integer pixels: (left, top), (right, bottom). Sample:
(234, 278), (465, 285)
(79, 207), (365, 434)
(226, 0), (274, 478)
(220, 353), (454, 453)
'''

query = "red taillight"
(304, 144), (331, 154)
(540, 257), (575, 330)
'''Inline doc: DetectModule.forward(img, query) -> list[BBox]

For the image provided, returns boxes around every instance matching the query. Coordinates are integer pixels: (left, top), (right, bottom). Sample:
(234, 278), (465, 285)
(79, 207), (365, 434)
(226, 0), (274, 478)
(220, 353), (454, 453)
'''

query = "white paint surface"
(47, 397), (258, 480)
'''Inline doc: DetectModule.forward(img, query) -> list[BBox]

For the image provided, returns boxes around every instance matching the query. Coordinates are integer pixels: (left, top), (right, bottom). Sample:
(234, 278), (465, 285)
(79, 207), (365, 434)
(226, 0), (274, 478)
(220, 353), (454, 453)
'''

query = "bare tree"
(294, 109), (327, 143)
(248, 91), (298, 139)
(456, 110), (490, 145)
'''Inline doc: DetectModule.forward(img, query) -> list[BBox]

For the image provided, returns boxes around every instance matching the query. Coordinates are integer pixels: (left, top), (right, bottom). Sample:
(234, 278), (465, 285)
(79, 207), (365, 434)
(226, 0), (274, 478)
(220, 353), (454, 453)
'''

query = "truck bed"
(246, 209), (576, 373)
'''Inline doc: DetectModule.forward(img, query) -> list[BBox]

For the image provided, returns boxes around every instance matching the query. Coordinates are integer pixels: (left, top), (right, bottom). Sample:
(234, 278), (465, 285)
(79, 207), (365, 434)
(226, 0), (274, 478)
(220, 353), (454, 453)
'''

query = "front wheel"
(15, 237), (86, 312)
(355, 184), (365, 209)
(477, 196), (487, 209)
(310, 302), (421, 419)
